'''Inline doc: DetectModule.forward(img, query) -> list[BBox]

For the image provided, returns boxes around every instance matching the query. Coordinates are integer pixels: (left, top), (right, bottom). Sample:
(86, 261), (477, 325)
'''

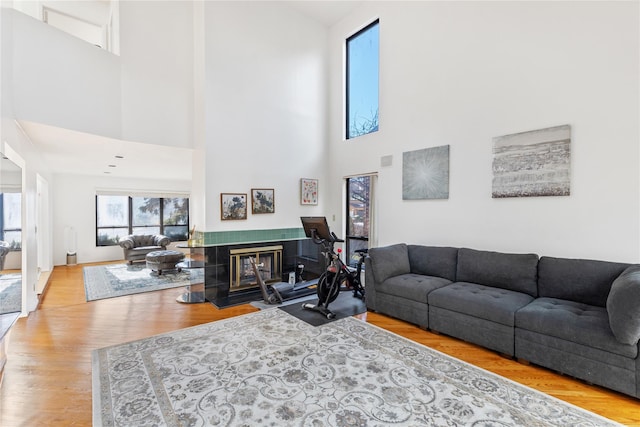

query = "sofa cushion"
(368, 243), (411, 283)
(428, 282), (534, 326)
(119, 234), (170, 250)
(456, 248), (539, 296)
(607, 265), (640, 345)
(538, 256), (630, 307)
(516, 297), (637, 359)
(378, 273), (451, 304)
(408, 245), (458, 281)
(130, 246), (162, 252)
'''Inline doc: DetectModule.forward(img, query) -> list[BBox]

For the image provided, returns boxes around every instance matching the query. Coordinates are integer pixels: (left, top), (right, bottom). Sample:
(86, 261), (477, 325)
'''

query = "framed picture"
(251, 188), (275, 214)
(492, 125), (571, 198)
(220, 193), (247, 220)
(300, 178), (318, 205)
(403, 145), (450, 200)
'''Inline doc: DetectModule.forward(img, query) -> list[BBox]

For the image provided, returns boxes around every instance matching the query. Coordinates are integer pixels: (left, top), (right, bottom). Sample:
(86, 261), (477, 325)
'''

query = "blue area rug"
(83, 263), (190, 301)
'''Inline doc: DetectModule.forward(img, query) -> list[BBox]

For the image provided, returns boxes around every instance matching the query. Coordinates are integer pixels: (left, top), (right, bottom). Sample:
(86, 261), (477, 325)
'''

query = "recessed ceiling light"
(115, 155), (124, 159)
(108, 164), (116, 168)
(104, 171), (111, 174)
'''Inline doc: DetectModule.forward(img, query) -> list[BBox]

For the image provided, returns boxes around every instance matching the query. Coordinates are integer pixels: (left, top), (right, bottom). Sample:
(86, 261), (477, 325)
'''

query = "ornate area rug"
(84, 263), (190, 301)
(92, 309), (621, 427)
(0, 273), (21, 314)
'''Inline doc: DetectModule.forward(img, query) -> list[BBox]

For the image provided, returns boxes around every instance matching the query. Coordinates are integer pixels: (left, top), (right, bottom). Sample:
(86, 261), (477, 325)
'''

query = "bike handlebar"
(311, 229), (344, 245)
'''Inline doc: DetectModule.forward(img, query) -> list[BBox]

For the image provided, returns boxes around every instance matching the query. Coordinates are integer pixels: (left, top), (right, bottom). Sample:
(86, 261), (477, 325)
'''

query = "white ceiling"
(19, 121), (193, 181)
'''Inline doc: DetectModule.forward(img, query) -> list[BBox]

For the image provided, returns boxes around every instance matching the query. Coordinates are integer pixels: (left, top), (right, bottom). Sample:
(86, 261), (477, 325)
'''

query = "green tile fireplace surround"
(192, 227), (307, 247)
(187, 227), (321, 308)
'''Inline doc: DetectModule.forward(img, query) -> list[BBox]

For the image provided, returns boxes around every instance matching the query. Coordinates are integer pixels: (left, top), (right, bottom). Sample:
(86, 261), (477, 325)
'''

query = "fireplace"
(229, 245), (283, 292)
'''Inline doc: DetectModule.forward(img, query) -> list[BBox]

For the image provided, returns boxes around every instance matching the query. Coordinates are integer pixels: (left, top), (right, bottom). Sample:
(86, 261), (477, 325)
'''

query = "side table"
(175, 259), (206, 303)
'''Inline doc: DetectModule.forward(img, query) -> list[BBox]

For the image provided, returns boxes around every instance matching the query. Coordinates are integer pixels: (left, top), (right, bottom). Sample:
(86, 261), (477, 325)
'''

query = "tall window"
(96, 195), (189, 246)
(96, 195), (130, 246)
(346, 20), (379, 140)
(345, 176), (371, 266)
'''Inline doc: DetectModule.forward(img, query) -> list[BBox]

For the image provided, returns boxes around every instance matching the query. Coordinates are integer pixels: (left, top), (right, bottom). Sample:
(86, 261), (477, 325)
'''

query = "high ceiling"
(21, 1), (361, 181)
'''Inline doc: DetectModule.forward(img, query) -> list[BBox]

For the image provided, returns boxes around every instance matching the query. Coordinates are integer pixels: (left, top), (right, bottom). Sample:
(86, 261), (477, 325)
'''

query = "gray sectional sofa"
(365, 243), (640, 398)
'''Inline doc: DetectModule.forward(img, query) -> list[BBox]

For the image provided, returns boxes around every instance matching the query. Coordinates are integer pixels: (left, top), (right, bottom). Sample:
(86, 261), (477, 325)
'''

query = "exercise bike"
(300, 216), (366, 319)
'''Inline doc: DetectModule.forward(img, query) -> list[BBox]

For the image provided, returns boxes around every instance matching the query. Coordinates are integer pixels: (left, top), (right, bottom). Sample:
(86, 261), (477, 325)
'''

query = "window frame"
(95, 195), (189, 246)
(345, 176), (371, 267)
(345, 19), (380, 140)
(0, 193), (22, 250)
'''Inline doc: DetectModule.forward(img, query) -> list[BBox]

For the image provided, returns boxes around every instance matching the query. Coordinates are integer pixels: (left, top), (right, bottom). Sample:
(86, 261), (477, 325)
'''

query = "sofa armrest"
(364, 256), (378, 311)
(154, 235), (171, 247)
(119, 236), (135, 249)
(368, 243), (411, 284)
(607, 265), (640, 345)
(0, 242), (11, 257)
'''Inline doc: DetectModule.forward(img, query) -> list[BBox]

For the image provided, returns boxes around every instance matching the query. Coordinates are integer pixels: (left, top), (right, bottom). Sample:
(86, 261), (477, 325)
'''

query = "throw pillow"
(607, 265), (640, 345)
(368, 243), (411, 283)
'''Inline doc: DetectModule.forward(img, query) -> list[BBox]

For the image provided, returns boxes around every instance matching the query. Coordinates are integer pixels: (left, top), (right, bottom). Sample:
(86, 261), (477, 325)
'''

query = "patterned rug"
(92, 309), (621, 426)
(84, 263), (190, 301)
(0, 273), (21, 314)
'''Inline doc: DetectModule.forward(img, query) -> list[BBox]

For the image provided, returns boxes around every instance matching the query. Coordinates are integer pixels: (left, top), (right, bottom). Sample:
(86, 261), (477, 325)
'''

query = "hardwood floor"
(0, 262), (639, 426)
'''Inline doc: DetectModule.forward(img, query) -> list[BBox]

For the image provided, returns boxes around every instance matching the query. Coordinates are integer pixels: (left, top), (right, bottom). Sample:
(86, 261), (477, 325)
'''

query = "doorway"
(36, 174), (51, 294)
(344, 174), (376, 267)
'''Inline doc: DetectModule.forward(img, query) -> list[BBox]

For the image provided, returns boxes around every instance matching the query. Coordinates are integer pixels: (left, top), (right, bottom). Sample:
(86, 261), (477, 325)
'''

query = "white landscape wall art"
(402, 145), (450, 200)
(492, 125), (571, 198)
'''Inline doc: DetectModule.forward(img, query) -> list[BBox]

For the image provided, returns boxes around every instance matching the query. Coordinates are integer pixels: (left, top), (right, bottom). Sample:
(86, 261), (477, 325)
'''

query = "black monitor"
(300, 216), (332, 241)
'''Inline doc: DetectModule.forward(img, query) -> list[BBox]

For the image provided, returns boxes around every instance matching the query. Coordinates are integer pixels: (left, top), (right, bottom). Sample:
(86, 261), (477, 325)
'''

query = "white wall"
(329, 1), (640, 263)
(201, 2), (329, 231)
(10, 9), (122, 139)
(120, 0), (194, 148)
(2, 5), (55, 314)
(0, 123), (54, 314)
(51, 174), (191, 266)
(8, 2), (193, 149)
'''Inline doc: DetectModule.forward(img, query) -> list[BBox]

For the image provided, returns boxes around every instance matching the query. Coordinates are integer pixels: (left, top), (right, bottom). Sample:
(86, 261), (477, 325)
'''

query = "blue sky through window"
(347, 21), (379, 139)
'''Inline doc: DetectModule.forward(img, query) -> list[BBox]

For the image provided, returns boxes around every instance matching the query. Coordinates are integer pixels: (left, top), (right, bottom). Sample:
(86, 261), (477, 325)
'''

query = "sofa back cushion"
(538, 256), (630, 307)
(134, 235), (158, 247)
(408, 245), (458, 281)
(368, 243), (411, 283)
(456, 248), (539, 296)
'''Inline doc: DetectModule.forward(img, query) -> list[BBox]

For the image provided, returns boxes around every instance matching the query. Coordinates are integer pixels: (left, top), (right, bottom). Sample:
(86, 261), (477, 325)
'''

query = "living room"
(0, 0), (638, 425)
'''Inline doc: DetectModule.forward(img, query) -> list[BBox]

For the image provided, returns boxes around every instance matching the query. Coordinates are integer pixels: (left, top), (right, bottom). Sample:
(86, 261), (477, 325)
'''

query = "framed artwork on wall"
(251, 188), (275, 214)
(220, 193), (247, 220)
(300, 178), (318, 205)
(402, 145), (450, 200)
(492, 124), (571, 198)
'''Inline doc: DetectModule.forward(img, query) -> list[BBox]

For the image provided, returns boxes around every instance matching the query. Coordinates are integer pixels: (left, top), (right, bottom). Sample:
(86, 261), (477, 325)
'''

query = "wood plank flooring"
(0, 262), (639, 426)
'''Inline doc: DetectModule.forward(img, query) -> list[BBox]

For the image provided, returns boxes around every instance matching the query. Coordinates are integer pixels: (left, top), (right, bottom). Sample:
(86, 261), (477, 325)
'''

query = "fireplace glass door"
(229, 245), (283, 291)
